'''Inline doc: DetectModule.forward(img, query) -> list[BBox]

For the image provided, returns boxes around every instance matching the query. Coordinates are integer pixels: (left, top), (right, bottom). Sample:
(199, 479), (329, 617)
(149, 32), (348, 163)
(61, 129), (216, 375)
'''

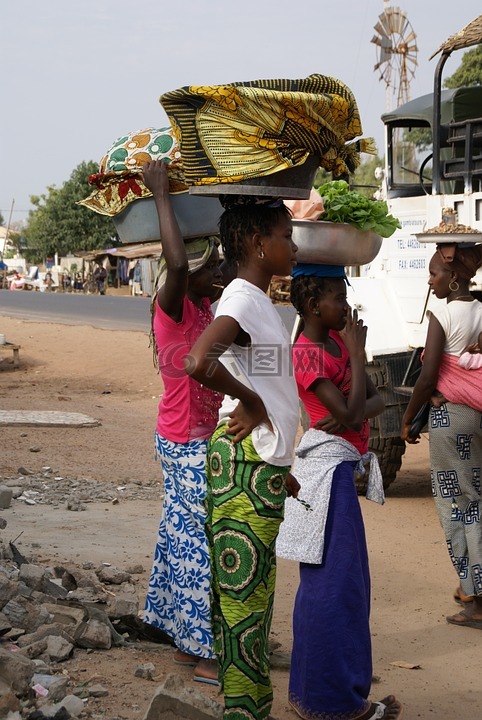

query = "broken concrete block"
(19, 563), (48, 592)
(75, 618), (111, 649)
(88, 684), (109, 697)
(37, 693), (85, 718)
(0, 575), (16, 609)
(142, 674), (223, 720)
(17, 622), (75, 649)
(107, 591), (139, 619)
(2, 596), (53, 633)
(0, 646), (36, 695)
(45, 634), (74, 662)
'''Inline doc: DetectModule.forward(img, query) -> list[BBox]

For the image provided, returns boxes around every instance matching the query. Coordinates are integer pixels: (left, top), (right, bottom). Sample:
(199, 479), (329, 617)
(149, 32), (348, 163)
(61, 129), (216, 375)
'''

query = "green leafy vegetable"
(316, 180), (401, 238)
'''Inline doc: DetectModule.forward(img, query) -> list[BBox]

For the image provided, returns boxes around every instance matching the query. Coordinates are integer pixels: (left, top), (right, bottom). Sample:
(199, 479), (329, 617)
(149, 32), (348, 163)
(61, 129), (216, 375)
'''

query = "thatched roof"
(430, 14), (482, 59)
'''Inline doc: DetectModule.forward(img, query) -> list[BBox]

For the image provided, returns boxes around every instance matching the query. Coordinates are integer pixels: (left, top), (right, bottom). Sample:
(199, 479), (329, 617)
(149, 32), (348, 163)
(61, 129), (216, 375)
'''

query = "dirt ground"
(0, 314), (481, 720)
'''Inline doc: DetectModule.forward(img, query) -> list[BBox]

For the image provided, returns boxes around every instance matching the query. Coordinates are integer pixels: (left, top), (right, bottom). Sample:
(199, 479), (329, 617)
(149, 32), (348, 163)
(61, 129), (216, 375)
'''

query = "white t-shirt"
(429, 299), (482, 356)
(215, 278), (299, 466)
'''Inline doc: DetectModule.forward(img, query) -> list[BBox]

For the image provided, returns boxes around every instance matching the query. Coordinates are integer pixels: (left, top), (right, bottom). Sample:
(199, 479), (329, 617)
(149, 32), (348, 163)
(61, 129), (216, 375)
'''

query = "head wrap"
(291, 263), (348, 281)
(436, 243), (482, 280)
(153, 235), (219, 292)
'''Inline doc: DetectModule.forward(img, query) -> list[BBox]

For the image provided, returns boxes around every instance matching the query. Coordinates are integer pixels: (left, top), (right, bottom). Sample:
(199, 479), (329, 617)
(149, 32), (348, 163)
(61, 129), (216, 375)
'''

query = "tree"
(25, 161), (116, 261)
(444, 45), (482, 88)
(0, 211), (4, 226)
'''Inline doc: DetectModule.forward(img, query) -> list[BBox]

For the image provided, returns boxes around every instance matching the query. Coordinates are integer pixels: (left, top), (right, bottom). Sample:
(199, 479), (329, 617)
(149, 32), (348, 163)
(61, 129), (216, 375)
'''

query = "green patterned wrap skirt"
(206, 425), (290, 720)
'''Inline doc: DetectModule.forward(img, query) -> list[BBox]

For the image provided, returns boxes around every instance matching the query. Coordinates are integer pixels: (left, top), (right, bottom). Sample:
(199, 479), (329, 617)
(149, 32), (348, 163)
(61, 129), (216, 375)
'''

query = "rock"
(17, 622), (75, 649)
(75, 618), (111, 650)
(142, 674), (223, 720)
(125, 564), (144, 575)
(0, 646), (36, 695)
(88, 684), (109, 697)
(0, 517), (7, 530)
(29, 447), (41, 453)
(37, 694), (85, 718)
(42, 602), (86, 629)
(19, 564), (48, 592)
(134, 662), (156, 680)
(96, 565), (131, 585)
(107, 591), (139, 620)
(17, 467), (33, 475)
(45, 634), (74, 662)
(0, 691), (21, 717)
(0, 610), (12, 634)
(0, 487), (13, 509)
(2, 596), (52, 633)
(0, 575), (16, 608)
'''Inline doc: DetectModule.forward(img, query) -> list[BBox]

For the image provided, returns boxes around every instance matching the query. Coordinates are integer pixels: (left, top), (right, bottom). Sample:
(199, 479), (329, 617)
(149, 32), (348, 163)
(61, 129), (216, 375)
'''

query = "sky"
(1, 0), (480, 225)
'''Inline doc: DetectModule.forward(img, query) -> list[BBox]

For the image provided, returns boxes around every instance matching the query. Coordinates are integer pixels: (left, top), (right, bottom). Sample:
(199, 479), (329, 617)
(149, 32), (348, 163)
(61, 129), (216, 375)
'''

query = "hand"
(227, 395), (273, 443)
(141, 159), (170, 196)
(313, 414), (345, 434)
(342, 308), (367, 359)
(401, 416), (418, 444)
(285, 472), (300, 498)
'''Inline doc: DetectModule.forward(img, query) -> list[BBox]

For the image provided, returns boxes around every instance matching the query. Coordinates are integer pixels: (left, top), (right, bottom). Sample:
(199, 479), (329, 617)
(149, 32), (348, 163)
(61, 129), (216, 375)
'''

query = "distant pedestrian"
(93, 262), (107, 295)
(132, 261), (142, 296)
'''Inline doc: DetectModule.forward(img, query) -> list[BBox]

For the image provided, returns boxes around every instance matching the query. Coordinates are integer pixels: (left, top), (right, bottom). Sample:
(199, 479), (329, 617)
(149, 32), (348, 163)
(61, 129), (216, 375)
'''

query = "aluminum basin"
(113, 195), (222, 243)
(292, 220), (382, 266)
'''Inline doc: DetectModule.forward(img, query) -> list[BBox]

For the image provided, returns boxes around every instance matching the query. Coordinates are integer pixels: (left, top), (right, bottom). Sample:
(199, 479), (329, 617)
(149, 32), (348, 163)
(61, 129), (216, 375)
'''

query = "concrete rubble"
(0, 466), (234, 720)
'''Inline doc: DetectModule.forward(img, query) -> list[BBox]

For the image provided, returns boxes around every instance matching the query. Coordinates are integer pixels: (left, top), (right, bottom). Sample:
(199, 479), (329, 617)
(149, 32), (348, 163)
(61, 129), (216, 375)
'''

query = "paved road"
(0, 290), (297, 333)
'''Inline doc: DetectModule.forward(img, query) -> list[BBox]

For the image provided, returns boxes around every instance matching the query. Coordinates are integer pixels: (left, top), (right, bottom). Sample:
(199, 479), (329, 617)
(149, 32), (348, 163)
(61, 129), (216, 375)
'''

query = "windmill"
(371, 1), (418, 111)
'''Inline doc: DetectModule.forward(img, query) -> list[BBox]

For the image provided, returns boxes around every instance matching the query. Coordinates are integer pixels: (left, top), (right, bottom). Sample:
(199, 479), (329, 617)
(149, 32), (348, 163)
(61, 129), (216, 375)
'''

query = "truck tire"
(362, 363), (406, 494)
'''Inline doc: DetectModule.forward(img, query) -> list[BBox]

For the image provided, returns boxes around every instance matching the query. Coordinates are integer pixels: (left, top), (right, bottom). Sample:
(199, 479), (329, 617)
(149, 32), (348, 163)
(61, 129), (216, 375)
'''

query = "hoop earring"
(449, 280), (459, 292)
(259, 250), (264, 259)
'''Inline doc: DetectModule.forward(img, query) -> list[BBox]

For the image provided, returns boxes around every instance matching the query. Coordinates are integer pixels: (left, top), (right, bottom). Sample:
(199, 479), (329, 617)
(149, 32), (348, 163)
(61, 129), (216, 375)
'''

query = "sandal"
(367, 697), (404, 719)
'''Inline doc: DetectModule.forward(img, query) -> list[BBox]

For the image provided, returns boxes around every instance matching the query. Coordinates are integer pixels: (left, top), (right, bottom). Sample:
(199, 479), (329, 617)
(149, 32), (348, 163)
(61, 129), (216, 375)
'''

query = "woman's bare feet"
(357, 695), (403, 719)
(173, 648), (200, 666)
(193, 658), (219, 685)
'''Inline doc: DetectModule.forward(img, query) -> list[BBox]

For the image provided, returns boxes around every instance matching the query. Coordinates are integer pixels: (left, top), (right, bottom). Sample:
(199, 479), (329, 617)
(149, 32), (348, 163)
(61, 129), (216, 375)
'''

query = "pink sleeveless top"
(154, 296), (222, 442)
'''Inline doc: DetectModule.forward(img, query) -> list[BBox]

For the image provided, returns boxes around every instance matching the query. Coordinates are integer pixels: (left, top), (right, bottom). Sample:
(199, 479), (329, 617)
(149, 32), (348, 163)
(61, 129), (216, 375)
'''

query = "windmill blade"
(376, 13), (392, 37)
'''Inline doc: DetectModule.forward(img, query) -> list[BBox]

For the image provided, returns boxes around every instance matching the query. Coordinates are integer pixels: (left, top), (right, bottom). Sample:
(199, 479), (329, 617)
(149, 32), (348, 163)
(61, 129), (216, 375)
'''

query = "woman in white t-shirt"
(187, 195), (300, 720)
(401, 243), (482, 630)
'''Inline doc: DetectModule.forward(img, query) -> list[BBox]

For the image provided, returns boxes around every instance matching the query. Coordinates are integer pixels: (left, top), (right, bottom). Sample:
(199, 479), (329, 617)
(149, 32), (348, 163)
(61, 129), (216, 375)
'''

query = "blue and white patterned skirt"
(144, 433), (214, 658)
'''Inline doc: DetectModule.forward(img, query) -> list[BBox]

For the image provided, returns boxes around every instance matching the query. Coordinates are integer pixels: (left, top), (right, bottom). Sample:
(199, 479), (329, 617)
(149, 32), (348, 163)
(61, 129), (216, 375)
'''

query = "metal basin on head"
(292, 220), (382, 266)
(113, 194), (222, 243)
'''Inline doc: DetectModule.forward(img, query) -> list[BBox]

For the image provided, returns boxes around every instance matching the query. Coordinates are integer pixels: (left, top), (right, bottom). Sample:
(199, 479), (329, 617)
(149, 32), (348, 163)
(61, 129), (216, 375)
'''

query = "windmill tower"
(371, 1), (418, 111)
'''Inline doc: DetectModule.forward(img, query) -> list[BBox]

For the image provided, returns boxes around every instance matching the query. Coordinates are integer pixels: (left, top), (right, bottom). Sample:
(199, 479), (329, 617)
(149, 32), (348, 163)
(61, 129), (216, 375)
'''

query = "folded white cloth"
(276, 429), (384, 564)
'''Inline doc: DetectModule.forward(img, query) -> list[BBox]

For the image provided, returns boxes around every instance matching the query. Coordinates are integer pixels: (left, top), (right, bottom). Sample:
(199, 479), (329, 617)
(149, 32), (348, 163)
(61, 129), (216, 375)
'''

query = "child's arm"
(311, 309), (368, 431)
(142, 160), (188, 321)
(401, 314), (445, 442)
(186, 316), (273, 442)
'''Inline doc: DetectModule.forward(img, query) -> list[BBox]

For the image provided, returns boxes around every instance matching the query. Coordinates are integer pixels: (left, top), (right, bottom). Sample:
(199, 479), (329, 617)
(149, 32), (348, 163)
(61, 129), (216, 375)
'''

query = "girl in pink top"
(142, 160), (224, 683)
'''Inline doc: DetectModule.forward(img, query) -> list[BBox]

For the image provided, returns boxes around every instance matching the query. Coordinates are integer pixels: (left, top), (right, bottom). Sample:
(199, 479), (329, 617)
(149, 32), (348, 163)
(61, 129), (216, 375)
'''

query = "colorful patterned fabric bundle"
(79, 127), (189, 217)
(161, 74), (375, 186)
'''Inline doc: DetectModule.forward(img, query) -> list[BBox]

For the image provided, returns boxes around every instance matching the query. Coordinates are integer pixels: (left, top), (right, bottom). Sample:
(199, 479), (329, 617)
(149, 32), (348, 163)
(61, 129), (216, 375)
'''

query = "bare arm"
(364, 372), (385, 419)
(401, 314), (445, 442)
(311, 309), (368, 431)
(186, 316), (272, 442)
(142, 160), (188, 321)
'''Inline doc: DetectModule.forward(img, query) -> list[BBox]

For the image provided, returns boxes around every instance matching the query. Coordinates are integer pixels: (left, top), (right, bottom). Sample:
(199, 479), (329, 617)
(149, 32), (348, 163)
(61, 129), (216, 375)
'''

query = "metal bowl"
(415, 232), (482, 244)
(292, 220), (382, 265)
(188, 155), (320, 200)
(113, 195), (222, 243)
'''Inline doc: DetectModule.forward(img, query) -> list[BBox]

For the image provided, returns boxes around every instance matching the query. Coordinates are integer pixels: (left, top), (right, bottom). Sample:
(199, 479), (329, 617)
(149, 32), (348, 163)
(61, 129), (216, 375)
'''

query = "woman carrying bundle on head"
(401, 243), (482, 629)
(142, 159), (225, 683)
(186, 194), (301, 720)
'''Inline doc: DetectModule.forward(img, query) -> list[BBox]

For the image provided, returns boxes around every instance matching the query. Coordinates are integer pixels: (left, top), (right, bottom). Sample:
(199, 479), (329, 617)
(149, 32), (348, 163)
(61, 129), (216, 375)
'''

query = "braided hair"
(219, 202), (292, 266)
(290, 275), (332, 316)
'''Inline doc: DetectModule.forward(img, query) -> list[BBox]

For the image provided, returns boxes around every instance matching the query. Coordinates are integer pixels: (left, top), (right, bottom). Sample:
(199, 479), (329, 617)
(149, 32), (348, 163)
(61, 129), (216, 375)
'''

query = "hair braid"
(219, 204), (292, 266)
(290, 275), (330, 315)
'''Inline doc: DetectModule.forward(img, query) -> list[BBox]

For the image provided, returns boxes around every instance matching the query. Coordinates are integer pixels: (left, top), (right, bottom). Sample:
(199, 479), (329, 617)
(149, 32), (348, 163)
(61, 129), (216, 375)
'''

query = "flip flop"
(447, 611), (482, 630)
(193, 675), (220, 686)
(173, 658), (199, 666)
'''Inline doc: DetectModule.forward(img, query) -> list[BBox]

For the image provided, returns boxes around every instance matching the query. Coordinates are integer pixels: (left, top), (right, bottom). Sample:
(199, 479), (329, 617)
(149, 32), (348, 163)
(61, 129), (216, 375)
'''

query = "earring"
(259, 250), (264, 259)
(314, 309), (320, 316)
(449, 280), (459, 292)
